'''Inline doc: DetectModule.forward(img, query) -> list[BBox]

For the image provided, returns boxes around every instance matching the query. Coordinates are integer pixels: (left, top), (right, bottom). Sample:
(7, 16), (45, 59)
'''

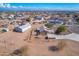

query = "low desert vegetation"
(58, 40), (67, 50)
(26, 17), (31, 22)
(55, 25), (67, 34)
(10, 46), (28, 56)
(49, 40), (67, 51)
(45, 23), (53, 29)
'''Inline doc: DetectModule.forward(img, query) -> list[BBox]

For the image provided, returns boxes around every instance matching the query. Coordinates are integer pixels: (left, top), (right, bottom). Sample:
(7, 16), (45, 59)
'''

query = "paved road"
(67, 25), (79, 34)
(47, 33), (79, 41)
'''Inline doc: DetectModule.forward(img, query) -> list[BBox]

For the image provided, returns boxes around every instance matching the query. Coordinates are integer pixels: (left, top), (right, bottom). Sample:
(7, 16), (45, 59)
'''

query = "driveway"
(47, 33), (79, 41)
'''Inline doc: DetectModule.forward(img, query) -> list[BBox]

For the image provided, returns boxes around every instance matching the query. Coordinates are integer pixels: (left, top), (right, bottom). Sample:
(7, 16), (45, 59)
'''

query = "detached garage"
(14, 23), (31, 32)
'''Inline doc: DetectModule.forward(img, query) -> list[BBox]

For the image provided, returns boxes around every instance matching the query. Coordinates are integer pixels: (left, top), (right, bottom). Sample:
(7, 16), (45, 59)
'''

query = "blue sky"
(0, 3), (79, 11)
(9, 3), (79, 9)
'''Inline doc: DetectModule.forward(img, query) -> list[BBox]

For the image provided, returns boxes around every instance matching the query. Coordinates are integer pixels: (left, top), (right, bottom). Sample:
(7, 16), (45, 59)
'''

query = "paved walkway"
(47, 33), (79, 41)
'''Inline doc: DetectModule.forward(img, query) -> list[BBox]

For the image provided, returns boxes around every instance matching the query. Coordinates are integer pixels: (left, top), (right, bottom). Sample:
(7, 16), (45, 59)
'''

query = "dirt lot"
(26, 39), (79, 56)
(0, 23), (79, 56)
(0, 30), (31, 55)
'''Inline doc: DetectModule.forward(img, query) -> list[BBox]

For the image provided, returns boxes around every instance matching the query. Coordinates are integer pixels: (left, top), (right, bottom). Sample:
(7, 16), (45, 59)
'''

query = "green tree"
(55, 25), (67, 34)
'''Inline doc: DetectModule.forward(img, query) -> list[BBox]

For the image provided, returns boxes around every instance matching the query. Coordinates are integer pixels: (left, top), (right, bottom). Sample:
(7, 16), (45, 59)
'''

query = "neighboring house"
(14, 23), (31, 32)
(48, 18), (64, 25)
(36, 26), (45, 32)
(43, 24), (54, 33)
(0, 16), (3, 20)
(2, 28), (9, 32)
(8, 14), (15, 20)
(38, 25), (54, 34)
(44, 29), (54, 34)
(33, 16), (44, 23)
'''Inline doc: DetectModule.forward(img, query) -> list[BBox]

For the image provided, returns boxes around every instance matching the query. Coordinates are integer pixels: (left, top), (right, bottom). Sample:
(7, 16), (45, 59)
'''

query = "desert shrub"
(10, 46), (28, 56)
(45, 23), (53, 29)
(26, 18), (31, 22)
(55, 25), (67, 34)
(49, 40), (66, 51)
(49, 46), (59, 51)
(58, 40), (67, 50)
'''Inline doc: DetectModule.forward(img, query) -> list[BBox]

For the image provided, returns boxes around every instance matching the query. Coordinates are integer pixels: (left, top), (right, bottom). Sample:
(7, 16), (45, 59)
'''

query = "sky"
(0, 3), (79, 11)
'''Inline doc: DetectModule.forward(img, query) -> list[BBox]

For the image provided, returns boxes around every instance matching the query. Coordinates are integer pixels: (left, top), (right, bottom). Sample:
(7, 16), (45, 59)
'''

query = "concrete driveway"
(47, 33), (79, 41)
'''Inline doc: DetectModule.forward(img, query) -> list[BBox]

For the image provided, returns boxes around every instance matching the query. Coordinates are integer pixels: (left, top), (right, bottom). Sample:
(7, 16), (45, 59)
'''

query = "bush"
(45, 23), (53, 29)
(58, 40), (66, 50)
(26, 18), (31, 22)
(10, 46), (28, 56)
(55, 25), (67, 34)
(49, 46), (59, 51)
(49, 40), (66, 51)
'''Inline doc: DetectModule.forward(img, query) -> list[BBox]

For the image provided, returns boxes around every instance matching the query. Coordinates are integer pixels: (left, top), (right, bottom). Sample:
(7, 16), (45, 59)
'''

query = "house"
(36, 26), (45, 32)
(0, 16), (3, 20)
(43, 23), (54, 33)
(2, 28), (9, 32)
(8, 14), (15, 20)
(48, 18), (64, 25)
(44, 29), (54, 34)
(33, 16), (44, 23)
(14, 23), (31, 32)
(37, 26), (54, 34)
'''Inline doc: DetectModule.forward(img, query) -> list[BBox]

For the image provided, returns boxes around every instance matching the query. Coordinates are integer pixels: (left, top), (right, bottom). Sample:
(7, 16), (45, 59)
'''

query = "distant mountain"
(0, 7), (79, 12)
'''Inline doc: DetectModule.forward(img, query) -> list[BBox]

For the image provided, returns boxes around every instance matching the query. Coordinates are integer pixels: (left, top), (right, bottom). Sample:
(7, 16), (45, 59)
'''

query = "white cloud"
(0, 3), (11, 8)
(0, 3), (25, 8)
(6, 3), (11, 8)
(0, 3), (5, 7)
